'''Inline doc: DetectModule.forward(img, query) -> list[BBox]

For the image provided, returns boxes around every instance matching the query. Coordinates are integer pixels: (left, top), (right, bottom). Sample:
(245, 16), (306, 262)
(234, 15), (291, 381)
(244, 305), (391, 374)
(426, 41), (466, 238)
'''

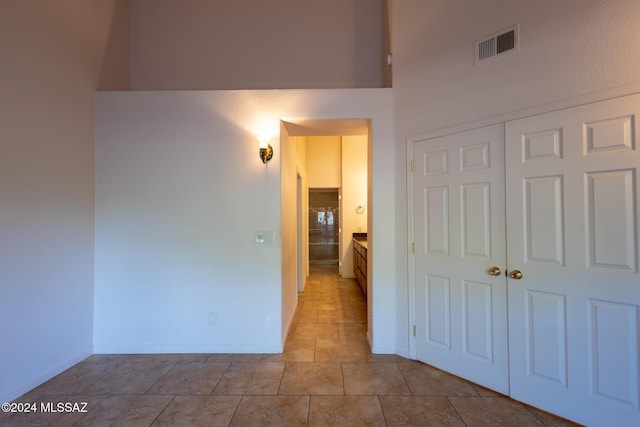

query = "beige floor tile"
(25, 360), (121, 396)
(354, 309), (367, 322)
(82, 360), (175, 394)
(338, 323), (367, 340)
(342, 363), (411, 395)
(292, 309), (319, 323)
(152, 395), (241, 427)
(318, 309), (357, 323)
(449, 396), (545, 427)
(72, 395), (173, 427)
(279, 362), (344, 395)
(398, 362), (479, 396)
(366, 353), (411, 363)
(230, 396), (309, 426)
(380, 396), (466, 427)
(333, 293), (352, 300)
(315, 339), (368, 362)
(302, 300), (337, 311)
(261, 340), (316, 362)
(293, 323), (339, 340)
(8, 268), (579, 426)
(206, 353), (263, 363)
(470, 382), (507, 397)
(308, 395), (386, 427)
(526, 406), (583, 427)
(147, 361), (230, 394)
(213, 362), (285, 395)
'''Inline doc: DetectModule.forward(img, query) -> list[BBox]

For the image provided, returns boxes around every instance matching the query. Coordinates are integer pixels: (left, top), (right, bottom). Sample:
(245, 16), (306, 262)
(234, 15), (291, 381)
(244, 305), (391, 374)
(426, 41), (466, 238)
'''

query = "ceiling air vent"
(475, 25), (518, 64)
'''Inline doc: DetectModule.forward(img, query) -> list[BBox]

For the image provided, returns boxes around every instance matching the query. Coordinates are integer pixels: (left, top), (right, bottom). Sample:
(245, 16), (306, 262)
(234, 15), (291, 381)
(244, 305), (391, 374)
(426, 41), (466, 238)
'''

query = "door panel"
(506, 93), (640, 426)
(524, 175), (565, 265)
(462, 280), (492, 361)
(426, 274), (451, 348)
(413, 124), (508, 394)
(586, 169), (636, 272)
(425, 186), (449, 255)
(525, 290), (567, 386)
(461, 183), (491, 258)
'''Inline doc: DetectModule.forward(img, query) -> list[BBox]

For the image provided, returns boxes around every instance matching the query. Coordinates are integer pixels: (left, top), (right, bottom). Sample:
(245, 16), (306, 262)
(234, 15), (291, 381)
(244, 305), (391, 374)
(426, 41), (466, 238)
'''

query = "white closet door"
(506, 94), (640, 427)
(413, 124), (509, 394)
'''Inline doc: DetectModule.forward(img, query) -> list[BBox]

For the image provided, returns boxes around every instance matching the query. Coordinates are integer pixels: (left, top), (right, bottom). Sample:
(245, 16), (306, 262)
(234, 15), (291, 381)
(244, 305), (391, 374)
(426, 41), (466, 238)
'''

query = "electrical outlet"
(208, 312), (217, 325)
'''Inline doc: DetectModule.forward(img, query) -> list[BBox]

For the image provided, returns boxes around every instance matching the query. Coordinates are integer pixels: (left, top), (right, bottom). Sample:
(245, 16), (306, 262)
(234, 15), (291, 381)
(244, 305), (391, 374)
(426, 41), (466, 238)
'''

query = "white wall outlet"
(208, 312), (217, 325)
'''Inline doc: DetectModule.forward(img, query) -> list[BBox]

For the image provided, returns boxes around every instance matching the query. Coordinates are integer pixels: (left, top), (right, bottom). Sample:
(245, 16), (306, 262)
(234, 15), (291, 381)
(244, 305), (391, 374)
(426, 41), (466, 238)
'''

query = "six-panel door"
(505, 94), (640, 427)
(413, 124), (509, 394)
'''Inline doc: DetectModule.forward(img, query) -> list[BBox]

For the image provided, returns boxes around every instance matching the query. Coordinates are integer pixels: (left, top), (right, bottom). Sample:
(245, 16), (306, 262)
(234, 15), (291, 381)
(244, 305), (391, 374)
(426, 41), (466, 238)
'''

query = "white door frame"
(407, 84), (640, 425)
(407, 82), (640, 360)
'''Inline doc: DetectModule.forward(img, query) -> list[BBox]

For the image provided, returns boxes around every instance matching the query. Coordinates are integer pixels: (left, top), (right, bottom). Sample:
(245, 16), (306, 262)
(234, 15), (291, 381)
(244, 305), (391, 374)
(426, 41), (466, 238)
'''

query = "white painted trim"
(1, 347), (93, 403)
(370, 342), (397, 355)
(408, 83), (640, 143)
(394, 345), (411, 359)
(93, 344), (284, 354)
(405, 82), (640, 366)
(406, 139), (416, 360)
(282, 299), (298, 346)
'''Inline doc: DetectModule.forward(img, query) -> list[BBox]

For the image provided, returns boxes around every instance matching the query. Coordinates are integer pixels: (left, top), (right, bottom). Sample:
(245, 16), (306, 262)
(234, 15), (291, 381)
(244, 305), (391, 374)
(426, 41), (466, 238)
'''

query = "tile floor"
(1, 264), (581, 426)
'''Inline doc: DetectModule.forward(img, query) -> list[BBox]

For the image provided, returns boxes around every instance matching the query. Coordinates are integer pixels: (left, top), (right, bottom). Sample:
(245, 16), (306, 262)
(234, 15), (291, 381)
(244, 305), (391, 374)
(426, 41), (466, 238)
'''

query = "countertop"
(353, 238), (368, 249)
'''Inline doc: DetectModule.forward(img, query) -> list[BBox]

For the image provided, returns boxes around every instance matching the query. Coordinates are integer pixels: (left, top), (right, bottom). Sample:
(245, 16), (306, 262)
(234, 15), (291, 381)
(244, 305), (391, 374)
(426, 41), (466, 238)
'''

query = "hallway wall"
(390, 0), (640, 356)
(94, 89), (395, 354)
(0, 0), (130, 403)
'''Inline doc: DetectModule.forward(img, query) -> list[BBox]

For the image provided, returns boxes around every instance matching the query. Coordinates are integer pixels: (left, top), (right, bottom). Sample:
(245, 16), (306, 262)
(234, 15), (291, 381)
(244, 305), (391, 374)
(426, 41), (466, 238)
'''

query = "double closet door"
(412, 93), (640, 427)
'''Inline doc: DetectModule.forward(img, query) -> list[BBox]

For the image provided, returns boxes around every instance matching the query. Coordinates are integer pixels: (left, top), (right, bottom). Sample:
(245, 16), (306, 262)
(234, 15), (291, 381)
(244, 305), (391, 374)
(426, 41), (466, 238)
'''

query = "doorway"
(308, 188), (340, 274)
(409, 93), (640, 426)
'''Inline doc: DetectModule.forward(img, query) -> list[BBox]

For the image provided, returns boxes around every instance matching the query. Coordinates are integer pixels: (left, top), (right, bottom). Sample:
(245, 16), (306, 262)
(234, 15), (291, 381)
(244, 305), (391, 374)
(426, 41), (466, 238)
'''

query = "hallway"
(1, 267), (578, 426)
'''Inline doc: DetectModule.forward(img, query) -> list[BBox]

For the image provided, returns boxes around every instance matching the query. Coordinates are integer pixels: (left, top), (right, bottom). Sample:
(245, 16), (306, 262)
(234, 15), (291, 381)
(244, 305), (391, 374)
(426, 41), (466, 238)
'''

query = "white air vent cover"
(475, 25), (519, 64)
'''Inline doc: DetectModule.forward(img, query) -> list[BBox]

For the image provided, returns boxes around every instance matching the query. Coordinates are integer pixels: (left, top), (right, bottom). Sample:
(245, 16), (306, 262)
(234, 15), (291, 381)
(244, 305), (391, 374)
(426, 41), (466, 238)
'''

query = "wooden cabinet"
(352, 238), (367, 297)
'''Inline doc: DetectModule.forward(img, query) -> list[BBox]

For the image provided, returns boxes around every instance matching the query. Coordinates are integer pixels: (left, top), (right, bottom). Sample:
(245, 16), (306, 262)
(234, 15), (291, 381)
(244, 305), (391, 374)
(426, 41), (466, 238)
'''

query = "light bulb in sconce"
(257, 135), (273, 164)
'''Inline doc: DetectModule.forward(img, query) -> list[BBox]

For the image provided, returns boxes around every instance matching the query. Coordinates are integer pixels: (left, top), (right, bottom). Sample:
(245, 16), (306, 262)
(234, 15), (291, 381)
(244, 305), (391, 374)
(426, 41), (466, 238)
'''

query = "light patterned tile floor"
(1, 264), (581, 426)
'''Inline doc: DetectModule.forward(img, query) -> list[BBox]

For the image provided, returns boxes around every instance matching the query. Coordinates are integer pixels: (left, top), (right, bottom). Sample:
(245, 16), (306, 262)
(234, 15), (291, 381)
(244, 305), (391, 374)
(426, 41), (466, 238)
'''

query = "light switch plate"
(256, 230), (274, 244)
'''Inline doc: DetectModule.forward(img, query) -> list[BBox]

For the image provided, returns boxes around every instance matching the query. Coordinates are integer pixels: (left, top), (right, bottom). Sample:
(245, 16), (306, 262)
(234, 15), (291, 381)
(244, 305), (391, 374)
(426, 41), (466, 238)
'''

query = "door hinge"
(412, 242), (416, 253)
(413, 325), (417, 337)
(410, 160), (415, 172)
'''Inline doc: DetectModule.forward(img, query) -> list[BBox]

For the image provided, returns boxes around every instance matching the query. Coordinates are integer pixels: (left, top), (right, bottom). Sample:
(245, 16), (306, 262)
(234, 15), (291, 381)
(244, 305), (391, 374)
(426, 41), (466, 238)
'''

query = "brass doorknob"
(488, 266), (501, 276)
(509, 269), (523, 280)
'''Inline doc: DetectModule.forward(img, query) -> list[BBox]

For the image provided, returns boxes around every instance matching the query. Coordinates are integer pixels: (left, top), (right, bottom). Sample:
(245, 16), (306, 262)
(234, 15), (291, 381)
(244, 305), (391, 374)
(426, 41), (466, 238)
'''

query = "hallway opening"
(309, 188), (340, 268)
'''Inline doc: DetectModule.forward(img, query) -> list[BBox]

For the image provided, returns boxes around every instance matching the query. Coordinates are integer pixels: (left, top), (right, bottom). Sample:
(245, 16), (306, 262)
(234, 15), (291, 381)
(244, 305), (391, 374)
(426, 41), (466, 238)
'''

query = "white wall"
(94, 89), (394, 354)
(390, 0), (640, 358)
(393, 0), (640, 135)
(341, 135), (368, 278)
(0, 0), (129, 402)
(305, 134), (368, 278)
(130, 0), (384, 90)
(306, 136), (342, 188)
(280, 128), (309, 341)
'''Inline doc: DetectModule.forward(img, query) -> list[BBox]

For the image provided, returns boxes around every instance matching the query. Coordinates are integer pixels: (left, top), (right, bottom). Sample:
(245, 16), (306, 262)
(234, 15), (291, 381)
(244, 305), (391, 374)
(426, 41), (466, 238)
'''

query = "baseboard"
(93, 343), (283, 354)
(282, 301), (298, 346)
(1, 346), (93, 403)
(394, 345), (411, 359)
(369, 343), (398, 354)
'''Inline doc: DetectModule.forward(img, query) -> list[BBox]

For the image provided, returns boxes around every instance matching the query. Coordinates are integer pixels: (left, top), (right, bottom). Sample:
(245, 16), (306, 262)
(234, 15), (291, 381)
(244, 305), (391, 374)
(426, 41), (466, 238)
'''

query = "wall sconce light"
(258, 136), (273, 164)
